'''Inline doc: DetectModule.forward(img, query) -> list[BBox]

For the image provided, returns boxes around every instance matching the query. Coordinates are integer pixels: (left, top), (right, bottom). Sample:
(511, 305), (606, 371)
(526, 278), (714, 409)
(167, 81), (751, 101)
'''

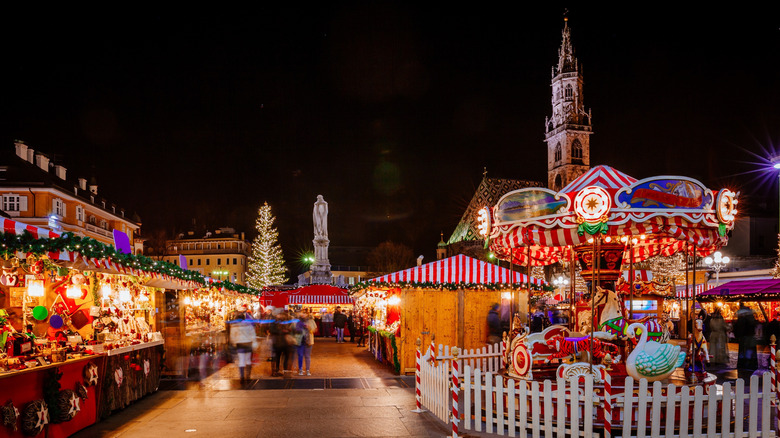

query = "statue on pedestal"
(314, 195), (328, 239)
(311, 195), (332, 284)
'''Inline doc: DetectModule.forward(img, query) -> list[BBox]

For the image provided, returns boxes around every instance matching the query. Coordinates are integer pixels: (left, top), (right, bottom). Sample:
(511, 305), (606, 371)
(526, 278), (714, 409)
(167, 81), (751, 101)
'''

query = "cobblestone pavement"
(74, 338), (450, 437)
(74, 338), (775, 438)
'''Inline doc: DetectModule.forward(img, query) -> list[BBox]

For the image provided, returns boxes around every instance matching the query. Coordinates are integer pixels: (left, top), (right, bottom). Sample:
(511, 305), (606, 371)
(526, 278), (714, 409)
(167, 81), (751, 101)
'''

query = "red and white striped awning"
(676, 283), (713, 299)
(0, 217), (70, 261)
(368, 254), (546, 286)
(622, 270), (653, 282)
(559, 165), (637, 197)
(260, 284), (353, 307)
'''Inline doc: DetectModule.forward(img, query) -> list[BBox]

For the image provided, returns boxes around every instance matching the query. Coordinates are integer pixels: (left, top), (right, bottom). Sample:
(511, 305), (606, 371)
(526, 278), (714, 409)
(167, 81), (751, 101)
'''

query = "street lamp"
(212, 269), (229, 281)
(704, 251), (730, 287)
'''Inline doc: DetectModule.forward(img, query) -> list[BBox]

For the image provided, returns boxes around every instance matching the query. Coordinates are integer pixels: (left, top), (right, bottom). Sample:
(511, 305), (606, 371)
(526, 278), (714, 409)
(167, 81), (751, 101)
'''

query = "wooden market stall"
(259, 284), (354, 336)
(697, 278), (780, 323)
(352, 254), (546, 374)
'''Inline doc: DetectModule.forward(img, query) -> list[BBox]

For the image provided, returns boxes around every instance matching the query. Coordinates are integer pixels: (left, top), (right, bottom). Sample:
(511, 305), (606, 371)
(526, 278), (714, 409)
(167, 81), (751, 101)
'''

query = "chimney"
(78, 178), (87, 190)
(54, 165), (67, 180)
(26, 147), (34, 163)
(35, 154), (50, 172)
(88, 177), (98, 195)
(417, 255), (424, 267)
(14, 141), (28, 160)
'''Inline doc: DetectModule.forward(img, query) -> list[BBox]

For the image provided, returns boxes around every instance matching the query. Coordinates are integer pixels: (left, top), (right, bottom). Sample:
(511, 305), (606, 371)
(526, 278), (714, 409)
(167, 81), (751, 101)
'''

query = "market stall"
(351, 254), (547, 374)
(696, 278), (780, 323)
(0, 217), (258, 436)
(259, 284), (353, 336)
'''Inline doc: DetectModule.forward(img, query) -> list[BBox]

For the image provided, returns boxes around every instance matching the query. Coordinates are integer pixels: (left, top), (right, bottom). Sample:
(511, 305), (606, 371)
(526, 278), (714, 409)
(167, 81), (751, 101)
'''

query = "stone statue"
(313, 195), (328, 239)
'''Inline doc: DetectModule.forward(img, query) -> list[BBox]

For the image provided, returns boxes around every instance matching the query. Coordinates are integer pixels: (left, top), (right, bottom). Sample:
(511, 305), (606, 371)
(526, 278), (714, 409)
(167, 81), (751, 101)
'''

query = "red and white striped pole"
(501, 332), (507, 370)
(450, 347), (460, 438)
(412, 338), (425, 413)
(429, 334), (437, 365)
(602, 363), (612, 438)
(771, 335), (779, 432)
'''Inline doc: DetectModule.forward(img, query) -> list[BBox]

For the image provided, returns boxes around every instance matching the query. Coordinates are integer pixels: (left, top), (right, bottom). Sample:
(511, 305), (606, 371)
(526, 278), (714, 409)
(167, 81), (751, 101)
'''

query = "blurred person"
(269, 310), (293, 377)
(296, 310), (317, 375)
(709, 308), (729, 364)
(333, 306), (348, 343)
(356, 309), (366, 347)
(734, 302), (758, 370)
(347, 310), (356, 342)
(322, 309), (333, 337)
(487, 303), (501, 345)
(229, 305), (256, 384)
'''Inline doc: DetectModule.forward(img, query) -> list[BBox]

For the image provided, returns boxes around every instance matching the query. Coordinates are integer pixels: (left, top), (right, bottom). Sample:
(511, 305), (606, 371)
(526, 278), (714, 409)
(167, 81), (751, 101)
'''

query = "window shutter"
(20, 196), (27, 211)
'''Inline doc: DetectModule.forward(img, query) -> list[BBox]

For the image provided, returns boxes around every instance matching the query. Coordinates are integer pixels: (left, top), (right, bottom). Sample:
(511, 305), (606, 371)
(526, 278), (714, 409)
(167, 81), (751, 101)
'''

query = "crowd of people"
(207, 304), (366, 384)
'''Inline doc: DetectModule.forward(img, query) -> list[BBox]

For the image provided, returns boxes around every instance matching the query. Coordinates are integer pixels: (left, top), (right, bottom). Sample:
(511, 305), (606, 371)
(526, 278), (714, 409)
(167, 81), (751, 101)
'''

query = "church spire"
(556, 18), (578, 76)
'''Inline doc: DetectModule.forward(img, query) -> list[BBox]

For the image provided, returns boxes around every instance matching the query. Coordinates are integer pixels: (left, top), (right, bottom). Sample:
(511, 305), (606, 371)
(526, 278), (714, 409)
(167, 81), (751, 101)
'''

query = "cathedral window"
(572, 139), (583, 160)
(564, 84), (573, 101)
(554, 143), (562, 162)
(554, 174), (562, 192)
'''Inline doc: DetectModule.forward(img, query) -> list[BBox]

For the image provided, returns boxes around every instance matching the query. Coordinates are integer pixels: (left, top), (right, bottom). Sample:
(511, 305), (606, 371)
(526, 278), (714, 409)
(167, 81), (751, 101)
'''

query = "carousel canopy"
(487, 165), (737, 267)
(260, 284), (353, 308)
(368, 254), (546, 286)
(696, 279), (780, 302)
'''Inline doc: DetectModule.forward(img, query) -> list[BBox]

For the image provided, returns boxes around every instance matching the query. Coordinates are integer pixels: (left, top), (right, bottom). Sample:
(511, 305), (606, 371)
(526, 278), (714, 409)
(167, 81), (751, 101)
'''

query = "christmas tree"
(247, 202), (288, 288)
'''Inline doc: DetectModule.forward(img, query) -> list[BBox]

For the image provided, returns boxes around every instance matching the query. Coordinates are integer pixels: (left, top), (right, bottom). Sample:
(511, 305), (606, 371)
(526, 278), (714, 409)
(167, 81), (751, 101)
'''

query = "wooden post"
(457, 288), (465, 349)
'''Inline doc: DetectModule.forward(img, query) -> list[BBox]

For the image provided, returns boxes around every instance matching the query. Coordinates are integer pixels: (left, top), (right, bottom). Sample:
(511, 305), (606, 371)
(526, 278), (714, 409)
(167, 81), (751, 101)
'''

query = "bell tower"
(545, 18), (592, 191)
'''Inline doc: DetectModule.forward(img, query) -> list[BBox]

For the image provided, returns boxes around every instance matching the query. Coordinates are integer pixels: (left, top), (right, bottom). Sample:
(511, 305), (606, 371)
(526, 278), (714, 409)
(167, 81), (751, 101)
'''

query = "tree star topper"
(574, 186), (611, 235)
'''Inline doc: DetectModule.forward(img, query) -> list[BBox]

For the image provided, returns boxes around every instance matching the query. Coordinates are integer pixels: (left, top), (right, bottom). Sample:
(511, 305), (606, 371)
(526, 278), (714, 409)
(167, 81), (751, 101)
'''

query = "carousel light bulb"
(27, 279), (45, 297)
(640, 234), (646, 240)
(620, 236), (628, 243)
(118, 288), (132, 302)
(632, 238), (639, 245)
(588, 238), (594, 243)
(66, 284), (82, 299)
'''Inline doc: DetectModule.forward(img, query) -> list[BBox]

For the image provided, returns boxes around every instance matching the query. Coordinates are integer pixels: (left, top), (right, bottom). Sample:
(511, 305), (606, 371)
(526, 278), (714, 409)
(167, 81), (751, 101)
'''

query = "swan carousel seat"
(625, 322), (686, 382)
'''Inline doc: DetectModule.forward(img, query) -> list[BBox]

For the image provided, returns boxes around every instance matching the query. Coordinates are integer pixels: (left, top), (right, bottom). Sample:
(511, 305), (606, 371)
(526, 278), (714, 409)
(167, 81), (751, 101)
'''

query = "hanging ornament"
(83, 362), (99, 387)
(75, 382), (88, 400)
(71, 273), (86, 286)
(114, 367), (124, 387)
(0, 269), (18, 287)
(1, 400), (19, 432)
(28, 260), (44, 275)
(20, 400), (48, 437)
(54, 390), (80, 422)
(32, 306), (48, 321)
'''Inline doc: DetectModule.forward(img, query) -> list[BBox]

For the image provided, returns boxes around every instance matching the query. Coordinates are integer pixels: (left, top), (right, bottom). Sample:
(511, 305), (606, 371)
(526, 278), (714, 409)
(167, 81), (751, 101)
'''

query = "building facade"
(545, 18), (592, 191)
(0, 141), (142, 252)
(163, 228), (251, 285)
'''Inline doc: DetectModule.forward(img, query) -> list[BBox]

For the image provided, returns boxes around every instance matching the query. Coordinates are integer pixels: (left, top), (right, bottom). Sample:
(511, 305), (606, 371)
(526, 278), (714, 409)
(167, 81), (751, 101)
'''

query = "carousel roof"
(487, 165), (738, 267)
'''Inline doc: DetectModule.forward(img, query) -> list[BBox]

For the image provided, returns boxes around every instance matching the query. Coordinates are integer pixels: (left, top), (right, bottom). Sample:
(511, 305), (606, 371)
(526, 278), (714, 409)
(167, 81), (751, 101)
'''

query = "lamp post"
(774, 158), (780, 243)
(704, 251), (730, 287)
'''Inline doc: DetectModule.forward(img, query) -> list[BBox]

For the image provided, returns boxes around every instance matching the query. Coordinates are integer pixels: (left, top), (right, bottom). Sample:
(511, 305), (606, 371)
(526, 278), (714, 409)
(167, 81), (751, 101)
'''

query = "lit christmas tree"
(247, 202), (288, 288)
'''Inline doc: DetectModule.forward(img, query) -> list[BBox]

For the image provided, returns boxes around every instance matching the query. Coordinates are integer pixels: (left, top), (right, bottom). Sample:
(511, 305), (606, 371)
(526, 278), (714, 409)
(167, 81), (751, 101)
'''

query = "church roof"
(447, 176), (544, 245)
(555, 18), (578, 75)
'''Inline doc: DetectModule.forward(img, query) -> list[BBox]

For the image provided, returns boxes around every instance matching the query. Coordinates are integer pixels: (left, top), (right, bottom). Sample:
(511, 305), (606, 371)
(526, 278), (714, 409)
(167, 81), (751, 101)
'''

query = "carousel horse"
(686, 318), (709, 375)
(594, 286), (669, 343)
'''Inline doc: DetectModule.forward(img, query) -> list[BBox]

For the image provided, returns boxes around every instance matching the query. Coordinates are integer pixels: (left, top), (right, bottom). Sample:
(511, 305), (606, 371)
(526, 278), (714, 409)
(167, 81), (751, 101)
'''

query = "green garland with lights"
(0, 231), (260, 296)
(351, 281), (551, 294)
(367, 326), (400, 374)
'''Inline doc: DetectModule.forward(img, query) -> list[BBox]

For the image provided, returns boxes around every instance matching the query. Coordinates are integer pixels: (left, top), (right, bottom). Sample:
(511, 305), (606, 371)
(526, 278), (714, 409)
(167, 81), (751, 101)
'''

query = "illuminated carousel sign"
(573, 186), (611, 235)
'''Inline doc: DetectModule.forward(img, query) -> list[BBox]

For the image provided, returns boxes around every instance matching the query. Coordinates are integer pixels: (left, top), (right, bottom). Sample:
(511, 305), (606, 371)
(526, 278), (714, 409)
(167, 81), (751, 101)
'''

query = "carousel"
(481, 165), (738, 395)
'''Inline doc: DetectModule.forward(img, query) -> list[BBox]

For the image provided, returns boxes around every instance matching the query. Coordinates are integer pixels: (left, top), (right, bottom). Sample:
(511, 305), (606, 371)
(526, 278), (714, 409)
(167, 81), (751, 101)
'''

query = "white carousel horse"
(594, 286), (669, 343)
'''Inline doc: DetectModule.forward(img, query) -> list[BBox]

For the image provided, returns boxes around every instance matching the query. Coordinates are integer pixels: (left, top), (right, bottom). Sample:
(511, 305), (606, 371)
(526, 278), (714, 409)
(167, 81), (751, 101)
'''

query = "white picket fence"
(417, 342), (778, 437)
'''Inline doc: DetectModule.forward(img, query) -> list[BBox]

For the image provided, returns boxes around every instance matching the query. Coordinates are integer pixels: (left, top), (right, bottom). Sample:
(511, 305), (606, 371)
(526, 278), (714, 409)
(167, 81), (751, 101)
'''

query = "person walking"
(322, 309), (333, 338)
(333, 306), (348, 343)
(296, 310), (316, 375)
(269, 310), (292, 377)
(734, 302), (758, 370)
(708, 308), (729, 365)
(487, 303), (502, 345)
(347, 310), (356, 343)
(229, 306), (256, 385)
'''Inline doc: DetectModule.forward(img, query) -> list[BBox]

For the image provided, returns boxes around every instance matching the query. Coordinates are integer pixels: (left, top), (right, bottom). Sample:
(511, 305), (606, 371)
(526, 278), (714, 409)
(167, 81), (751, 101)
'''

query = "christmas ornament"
(54, 390), (80, 422)
(0, 269), (18, 287)
(20, 400), (48, 437)
(114, 367), (123, 387)
(71, 273), (86, 285)
(75, 382), (88, 400)
(32, 306), (48, 321)
(1, 400), (19, 432)
(83, 362), (99, 386)
(49, 315), (64, 329)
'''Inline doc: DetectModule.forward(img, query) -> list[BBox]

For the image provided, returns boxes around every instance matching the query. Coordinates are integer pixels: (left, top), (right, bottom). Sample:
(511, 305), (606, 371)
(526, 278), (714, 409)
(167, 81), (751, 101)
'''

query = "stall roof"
(696, 278), (780, 302)
(368, 254), (546, 286)
(260, 284), (353, 307)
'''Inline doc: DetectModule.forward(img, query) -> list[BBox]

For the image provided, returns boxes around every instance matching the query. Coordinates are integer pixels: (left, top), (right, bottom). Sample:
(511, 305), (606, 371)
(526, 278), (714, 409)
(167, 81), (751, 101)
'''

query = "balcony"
(85, 223), (113, 238)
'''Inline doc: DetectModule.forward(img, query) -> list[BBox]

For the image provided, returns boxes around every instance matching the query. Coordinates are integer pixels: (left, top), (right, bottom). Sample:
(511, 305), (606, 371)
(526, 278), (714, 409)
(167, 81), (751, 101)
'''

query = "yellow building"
(163, 228), (251, 285)
(0, 141), (142, 252)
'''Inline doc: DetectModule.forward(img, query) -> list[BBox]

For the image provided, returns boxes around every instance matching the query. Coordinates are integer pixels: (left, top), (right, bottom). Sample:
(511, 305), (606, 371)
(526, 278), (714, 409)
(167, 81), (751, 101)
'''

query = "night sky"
(1, 5), (779, 265)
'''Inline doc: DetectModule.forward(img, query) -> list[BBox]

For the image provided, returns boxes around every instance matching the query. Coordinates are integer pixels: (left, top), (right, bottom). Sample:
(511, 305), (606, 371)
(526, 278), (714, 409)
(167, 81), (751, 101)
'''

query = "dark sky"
(1, 5), (779, 264)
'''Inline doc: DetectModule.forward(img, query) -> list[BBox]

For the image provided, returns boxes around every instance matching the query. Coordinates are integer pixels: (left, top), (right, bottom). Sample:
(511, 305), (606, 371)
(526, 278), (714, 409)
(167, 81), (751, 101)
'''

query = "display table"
(0, 355), (102, 438)
(366, 327), (400, 374)
(98, 340), (164, 420)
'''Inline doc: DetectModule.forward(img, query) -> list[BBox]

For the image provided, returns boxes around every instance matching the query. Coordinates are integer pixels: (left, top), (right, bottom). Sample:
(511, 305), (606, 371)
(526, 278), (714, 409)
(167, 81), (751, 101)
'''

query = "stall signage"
(113, 230), (132, 254)
(618, 178), (711, 209)
(9, 287), (33, 307)
(495, 188), (568, 223)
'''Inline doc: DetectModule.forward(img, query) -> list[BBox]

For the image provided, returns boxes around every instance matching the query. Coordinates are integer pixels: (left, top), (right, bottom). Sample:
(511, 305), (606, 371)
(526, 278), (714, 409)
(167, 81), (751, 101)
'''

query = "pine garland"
(0, 230), (260, 295)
